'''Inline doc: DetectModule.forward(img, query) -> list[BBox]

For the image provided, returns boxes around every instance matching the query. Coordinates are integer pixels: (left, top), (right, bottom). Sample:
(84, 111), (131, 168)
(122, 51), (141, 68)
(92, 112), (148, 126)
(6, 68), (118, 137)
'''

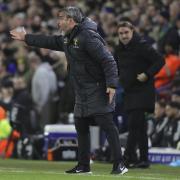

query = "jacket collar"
(65, 25), (80, 44)
(65, 17), (97, 44)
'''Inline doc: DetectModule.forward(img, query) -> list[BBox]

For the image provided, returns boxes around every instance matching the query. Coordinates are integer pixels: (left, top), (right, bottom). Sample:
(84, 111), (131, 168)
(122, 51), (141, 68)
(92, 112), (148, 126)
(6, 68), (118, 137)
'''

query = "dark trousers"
(125, 109), (148, 162)
(75, 112), (123, 166)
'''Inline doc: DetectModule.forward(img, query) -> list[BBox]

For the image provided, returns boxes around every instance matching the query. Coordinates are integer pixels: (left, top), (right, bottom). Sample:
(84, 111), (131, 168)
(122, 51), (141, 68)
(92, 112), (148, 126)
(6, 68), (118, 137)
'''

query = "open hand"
(10, 27), (26, 41)
(137, 73), (148, 82)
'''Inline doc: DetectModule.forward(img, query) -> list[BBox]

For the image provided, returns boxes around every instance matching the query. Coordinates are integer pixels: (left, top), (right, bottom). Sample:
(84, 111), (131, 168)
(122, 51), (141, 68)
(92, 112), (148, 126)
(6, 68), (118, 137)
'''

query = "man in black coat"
(114, 21), (164, 168)
(10, 7), (128, 175)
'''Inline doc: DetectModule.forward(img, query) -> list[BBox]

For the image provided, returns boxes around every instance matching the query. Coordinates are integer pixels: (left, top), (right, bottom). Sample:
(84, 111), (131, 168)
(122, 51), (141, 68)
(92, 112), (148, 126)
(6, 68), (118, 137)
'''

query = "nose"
(58, 21), (61, 28)
(122, 33), (126, 38)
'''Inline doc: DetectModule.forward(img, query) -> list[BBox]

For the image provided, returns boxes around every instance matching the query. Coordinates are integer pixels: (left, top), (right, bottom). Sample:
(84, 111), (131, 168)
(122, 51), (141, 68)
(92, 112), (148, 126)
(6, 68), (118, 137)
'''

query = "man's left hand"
(106, 87), (116, 104)
(137, 73), (148, 82)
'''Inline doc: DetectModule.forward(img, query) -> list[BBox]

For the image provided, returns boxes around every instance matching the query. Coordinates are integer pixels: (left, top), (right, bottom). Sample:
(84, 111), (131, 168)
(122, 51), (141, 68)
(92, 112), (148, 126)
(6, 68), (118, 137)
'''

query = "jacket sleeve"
(25, 34), (64, 51)
(141, 43), (165, 77)
(84, 32), (118, 88)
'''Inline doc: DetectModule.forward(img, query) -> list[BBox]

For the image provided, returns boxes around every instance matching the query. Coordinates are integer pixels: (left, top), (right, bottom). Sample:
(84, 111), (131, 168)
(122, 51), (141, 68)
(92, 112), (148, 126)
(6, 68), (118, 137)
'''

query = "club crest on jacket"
(73, 38), (79, 48)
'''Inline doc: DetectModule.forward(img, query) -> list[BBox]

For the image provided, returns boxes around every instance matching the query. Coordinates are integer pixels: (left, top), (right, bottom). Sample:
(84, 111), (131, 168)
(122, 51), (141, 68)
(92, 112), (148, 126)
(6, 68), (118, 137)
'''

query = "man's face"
(118, 27), (133, 45)
(57, 12), (72, 34)
(154, 103), (165, 119)
(165, 105), (176, 118)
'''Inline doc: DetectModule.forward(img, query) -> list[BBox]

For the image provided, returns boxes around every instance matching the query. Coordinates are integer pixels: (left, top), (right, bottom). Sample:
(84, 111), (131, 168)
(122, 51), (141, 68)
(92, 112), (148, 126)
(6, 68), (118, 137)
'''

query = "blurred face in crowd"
(171, 94), (180, 103)
(164, 44), (174, 54)
(13, 76), (26, 90)
(58, 11), (75, 34)
(154, 102), (165, 119)
(147, 5), (156, 17)
(1, 87), (14, 103)
(157, 14), (166, 25)
(118, 26), (133, 45)
(165, 105), (178, 118)
(170, 1), (180, 19)
(176, 19), (180, 29)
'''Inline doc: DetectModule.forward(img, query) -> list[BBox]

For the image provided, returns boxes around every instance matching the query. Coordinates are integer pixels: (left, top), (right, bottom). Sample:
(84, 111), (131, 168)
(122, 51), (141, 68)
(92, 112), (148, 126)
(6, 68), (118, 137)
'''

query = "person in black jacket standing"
(10, 7), (128, 175)
(114, 21), (164, 168)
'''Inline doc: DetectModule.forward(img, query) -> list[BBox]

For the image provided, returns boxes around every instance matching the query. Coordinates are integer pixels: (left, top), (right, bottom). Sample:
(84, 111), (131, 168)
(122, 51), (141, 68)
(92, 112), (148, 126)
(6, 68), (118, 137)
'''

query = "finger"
(10, 32), (17, 36)
(109, 93), (112, 103)
(11, 35), (16, 39)
(11, 36), (18, 40)
(10, 34), (17, 39)
(109, 92), (114, 104)
(10, 31), (14, 35)
(10, 30), (17, 34)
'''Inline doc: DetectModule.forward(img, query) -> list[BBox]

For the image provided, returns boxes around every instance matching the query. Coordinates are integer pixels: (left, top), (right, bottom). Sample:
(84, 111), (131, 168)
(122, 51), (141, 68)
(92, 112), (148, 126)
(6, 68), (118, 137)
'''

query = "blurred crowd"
(0, 0), (180, 156)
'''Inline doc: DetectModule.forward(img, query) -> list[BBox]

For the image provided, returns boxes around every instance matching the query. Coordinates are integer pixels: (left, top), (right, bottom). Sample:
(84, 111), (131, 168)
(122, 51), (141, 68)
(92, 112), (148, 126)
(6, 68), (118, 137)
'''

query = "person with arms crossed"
(10, 7), (128, 175)
(114, 21), (164, 168)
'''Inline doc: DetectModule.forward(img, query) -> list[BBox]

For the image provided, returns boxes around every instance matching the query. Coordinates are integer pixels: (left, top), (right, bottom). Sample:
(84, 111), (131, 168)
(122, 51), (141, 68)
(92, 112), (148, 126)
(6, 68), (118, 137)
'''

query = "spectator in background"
(0, 76), (37, 135)
(169, 0), (180, 24)
(163, 102), (180, 148)
(0, 80), (14, 112)
(155, 43), (180, 90)
(10, 75), (38, 135)
(0, 106), (13, 158)
(58, 76), (75, 124)
(28, 52), (58, 129)
(114, 21), (164, 168)
(138, 27), (155, 47)
(164, 14), (180, 55)
(0, 106), (11, 139)
(171, 90), (180, 103)
(0, 61), (11, 87)
(88, 13), (106, 38)
(151, 100), (168, 147)
(156, 10), (172, 54)
(2, 46), (17, 76)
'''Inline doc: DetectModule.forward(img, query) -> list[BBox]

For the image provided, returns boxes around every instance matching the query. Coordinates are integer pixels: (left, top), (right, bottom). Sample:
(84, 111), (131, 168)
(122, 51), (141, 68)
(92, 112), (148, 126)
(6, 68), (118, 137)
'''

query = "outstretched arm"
(10, 28), (64, 51)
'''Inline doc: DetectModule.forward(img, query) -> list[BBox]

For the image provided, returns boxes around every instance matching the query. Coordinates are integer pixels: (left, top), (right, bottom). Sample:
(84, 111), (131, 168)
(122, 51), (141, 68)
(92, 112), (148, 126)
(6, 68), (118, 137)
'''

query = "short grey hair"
(59, 6), (83, 23)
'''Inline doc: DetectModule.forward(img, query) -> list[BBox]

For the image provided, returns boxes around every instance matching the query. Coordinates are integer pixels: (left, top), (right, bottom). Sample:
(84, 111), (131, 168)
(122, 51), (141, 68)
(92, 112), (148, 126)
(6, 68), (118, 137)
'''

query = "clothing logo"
(75, 170), (83, 173)
(73, 38), (79, 48)
(120, 167), (125, 171)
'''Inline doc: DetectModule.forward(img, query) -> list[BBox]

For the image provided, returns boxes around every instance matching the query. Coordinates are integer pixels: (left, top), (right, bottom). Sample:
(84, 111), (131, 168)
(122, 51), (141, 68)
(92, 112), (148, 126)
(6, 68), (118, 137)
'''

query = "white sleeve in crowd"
(173, 121), (180, 143)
